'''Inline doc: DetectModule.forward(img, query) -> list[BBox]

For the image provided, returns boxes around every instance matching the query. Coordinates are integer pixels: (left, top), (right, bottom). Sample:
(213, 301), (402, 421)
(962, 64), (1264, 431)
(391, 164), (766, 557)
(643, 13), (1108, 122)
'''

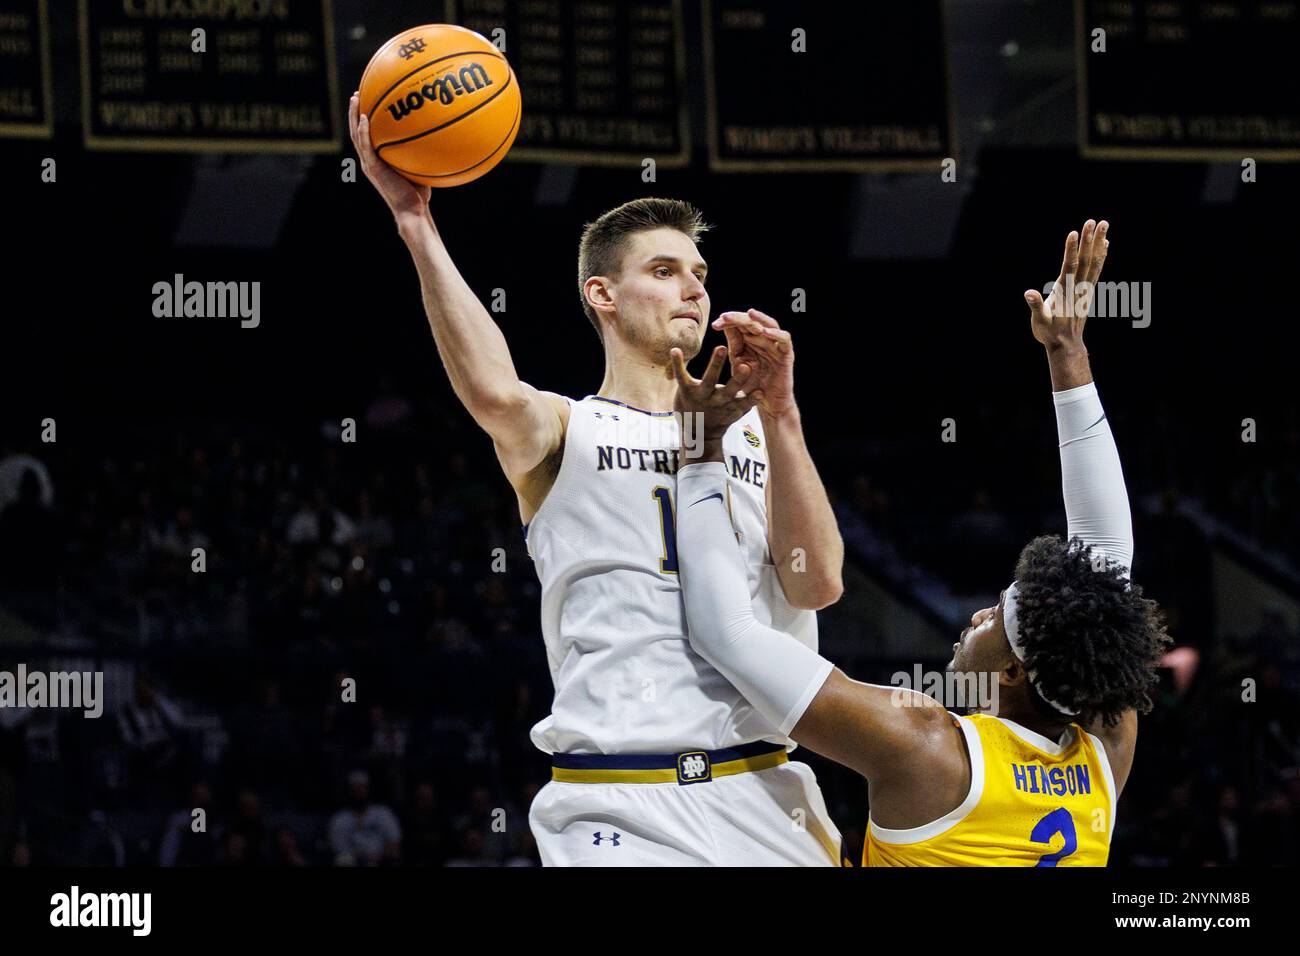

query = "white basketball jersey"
(525, 395), (818, 754)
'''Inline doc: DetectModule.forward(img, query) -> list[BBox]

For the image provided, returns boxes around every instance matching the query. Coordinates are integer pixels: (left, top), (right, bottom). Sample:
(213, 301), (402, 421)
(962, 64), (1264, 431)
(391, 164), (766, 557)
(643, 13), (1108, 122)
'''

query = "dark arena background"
(1, 0), (1298, 936)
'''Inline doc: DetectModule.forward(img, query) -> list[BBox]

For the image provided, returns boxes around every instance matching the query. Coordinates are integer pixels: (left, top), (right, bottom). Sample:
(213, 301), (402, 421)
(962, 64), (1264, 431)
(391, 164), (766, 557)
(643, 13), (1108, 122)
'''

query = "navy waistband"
(551, 741), (786, 770)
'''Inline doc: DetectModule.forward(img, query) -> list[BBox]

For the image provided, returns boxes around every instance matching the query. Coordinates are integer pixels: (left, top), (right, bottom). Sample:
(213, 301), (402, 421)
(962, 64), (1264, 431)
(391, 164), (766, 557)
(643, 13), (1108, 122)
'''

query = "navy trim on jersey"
(585, 395), (676, 417)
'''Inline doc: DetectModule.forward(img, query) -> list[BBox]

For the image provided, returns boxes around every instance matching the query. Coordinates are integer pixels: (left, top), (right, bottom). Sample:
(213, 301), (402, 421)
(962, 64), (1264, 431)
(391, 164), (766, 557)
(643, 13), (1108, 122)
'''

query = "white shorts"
(529, 760), (842, 866)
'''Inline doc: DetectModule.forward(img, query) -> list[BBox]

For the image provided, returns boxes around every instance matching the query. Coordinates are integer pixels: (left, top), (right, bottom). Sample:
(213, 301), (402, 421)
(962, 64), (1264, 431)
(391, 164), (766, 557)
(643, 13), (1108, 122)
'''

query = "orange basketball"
(359, 24), (521, 188)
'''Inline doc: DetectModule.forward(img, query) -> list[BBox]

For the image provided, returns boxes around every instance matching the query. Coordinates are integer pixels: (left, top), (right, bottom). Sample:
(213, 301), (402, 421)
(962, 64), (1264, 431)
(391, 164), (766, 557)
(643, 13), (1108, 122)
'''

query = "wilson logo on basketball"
(387, 63), (493, 121)
(360, 23), (521, 187)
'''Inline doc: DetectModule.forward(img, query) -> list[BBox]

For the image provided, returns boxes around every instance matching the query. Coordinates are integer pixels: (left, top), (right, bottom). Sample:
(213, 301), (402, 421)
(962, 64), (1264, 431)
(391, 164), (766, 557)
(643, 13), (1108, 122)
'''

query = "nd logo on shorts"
(677, 751), (712, 785)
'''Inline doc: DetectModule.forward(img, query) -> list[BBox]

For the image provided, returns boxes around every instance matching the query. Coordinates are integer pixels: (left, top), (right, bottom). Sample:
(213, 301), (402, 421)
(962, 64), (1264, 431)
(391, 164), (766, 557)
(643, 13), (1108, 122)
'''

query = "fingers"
(358, 112), (374, 160)
(349, 91), (380, 169)
(1043, 277), (1063, 318)
(699, 345), (728, 391)
(349, 93), (370, 164)
(712, 310), (791, 356)
(1085, 220), (1109, 285)
(1024, 288), (1052, 329)
(733, 327), (785, 358)
(718, 361), (754, 401)
(712, 311), (755, 332)
(751, 326), (793, 356)
(668, 348), (694, 389)
(718, 380), (762, 420)
(713, 309), (777, 332)
(721, 323), (745, 358)
(1076, 219), (1097, 286)
(1058, 229), (1080, 283)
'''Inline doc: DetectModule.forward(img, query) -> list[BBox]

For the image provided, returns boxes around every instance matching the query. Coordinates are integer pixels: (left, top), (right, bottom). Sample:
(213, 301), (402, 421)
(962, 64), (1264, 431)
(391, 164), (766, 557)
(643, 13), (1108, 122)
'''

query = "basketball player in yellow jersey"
(671, 219), (1172, 866)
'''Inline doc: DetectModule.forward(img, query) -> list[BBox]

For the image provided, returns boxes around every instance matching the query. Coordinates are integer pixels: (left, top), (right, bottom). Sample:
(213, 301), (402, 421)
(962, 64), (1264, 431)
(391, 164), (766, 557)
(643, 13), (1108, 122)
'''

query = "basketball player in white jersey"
(350, 94), (845, 865)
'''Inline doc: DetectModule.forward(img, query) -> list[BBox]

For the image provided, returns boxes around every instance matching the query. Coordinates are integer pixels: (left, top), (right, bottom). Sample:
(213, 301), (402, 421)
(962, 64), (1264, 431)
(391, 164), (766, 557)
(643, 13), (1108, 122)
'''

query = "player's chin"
(667, 324), (704, 356)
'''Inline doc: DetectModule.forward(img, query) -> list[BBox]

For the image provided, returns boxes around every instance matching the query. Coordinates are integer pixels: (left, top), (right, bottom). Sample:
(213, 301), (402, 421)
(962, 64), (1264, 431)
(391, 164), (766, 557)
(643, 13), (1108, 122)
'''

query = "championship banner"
(703, 0), (953, 171)
(446, 0), (690, 167)
(79, 0), (341, 152)
(0, 0), (52, 138)
(1078, 0), (1300, 160)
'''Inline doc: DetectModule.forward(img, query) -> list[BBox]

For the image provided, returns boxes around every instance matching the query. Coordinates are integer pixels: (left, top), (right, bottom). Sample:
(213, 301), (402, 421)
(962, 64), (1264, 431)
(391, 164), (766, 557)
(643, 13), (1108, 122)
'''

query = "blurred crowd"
(0, 384), (1297, 867)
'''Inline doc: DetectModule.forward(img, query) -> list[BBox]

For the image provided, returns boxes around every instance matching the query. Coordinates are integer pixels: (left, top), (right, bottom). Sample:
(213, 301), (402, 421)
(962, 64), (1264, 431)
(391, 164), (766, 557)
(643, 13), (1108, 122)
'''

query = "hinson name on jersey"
(525, 395), (815, 756)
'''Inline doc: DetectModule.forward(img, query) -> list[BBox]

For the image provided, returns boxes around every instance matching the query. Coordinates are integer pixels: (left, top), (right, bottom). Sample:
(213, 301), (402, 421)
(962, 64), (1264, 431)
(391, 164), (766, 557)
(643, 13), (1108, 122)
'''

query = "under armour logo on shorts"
(592, 831), (621, 846)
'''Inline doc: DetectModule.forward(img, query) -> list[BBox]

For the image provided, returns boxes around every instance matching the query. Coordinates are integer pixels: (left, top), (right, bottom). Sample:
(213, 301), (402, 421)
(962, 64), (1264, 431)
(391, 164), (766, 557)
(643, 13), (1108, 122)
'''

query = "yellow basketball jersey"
(865, 713), (1115, 866)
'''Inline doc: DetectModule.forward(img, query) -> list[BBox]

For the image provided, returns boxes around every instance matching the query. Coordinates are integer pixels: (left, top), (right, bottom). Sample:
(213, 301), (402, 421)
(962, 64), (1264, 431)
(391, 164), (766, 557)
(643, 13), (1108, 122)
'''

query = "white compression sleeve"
(1054, 381), (1133, 575)
(676, 462), (834, 736)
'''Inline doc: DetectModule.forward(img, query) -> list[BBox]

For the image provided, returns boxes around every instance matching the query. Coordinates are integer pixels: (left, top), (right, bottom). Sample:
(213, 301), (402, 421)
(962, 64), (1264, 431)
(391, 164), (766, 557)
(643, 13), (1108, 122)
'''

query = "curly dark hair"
(1012, 535), (1171, 728)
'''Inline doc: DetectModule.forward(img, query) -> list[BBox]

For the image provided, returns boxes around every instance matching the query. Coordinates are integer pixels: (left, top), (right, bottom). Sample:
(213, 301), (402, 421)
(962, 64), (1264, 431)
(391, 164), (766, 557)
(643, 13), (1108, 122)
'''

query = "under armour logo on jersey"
(592, 831), (621, 846)
(677, 751), (712, 785)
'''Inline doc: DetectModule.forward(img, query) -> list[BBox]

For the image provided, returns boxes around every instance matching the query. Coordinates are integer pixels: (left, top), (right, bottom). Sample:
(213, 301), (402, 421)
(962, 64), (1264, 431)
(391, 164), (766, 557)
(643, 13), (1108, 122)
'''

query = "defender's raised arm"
(1014, 219), (1163, 791)
(668, 348), (963, 809)
(1024, 219), (1132, 571)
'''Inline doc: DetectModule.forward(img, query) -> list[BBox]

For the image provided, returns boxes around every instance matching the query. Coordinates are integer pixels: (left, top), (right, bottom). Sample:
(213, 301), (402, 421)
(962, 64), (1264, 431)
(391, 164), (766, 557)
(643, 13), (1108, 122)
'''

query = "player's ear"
(584, 275), (616, 314)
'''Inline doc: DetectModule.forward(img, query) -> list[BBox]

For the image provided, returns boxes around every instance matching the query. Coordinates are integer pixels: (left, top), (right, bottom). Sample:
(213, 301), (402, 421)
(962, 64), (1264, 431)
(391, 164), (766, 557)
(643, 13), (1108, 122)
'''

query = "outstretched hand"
(1026, 219), (1109, 352)
(712, 309), (796, 418)
(348, 91), (432, 220)
(670, 345), (762, 442)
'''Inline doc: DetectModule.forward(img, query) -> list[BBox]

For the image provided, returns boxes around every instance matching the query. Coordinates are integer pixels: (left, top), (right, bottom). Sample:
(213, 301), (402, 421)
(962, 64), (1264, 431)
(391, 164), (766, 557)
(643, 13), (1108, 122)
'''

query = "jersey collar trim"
(586, 395), (676, 417)
(995, 717), (1075, 756)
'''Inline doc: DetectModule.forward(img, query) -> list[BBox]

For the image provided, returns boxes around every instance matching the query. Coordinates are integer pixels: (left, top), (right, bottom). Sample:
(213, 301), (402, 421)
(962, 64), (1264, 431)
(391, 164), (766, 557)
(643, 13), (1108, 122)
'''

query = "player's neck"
(596, 349), (677, 413)
(994, 707), (1074, 743)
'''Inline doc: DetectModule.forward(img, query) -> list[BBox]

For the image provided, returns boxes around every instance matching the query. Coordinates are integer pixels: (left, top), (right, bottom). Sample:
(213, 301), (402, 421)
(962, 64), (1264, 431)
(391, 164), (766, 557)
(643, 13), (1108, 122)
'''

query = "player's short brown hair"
(577, 198), (710, 342)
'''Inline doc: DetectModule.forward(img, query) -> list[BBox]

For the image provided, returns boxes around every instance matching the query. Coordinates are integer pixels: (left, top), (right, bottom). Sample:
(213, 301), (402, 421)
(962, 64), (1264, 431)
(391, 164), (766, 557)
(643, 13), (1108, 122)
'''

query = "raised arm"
(1025, 219), (1131, 571)
(1024, 219), (1140, 779)
(713, 310), (844, 610)
(669, 348), (968, 826)
(349, 93), (565, 482)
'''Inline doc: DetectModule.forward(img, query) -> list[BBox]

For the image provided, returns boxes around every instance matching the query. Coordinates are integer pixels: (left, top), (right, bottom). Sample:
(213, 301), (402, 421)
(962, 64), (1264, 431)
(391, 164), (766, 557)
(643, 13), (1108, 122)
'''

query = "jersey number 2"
(1030, 807), (1078, 867)
(652, 486), (678, 574)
